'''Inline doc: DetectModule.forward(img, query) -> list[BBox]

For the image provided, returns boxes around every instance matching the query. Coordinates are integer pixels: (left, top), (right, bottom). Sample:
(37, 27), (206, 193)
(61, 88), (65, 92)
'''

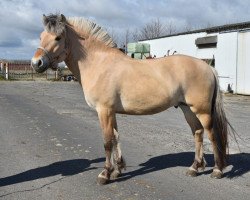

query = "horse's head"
(31, 14), (68, 73)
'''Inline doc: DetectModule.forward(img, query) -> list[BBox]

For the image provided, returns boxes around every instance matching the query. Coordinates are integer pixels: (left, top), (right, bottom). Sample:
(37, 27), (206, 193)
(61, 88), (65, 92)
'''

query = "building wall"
(215, 32), (237, 92)
(141, 32), (208, 57)
(140, 31), (250, 94)
(237, 31), (250, 94)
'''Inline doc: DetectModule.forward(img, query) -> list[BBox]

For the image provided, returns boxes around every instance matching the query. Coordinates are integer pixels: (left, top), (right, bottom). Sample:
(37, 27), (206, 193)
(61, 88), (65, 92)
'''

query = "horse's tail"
(211, 68), (236, 168)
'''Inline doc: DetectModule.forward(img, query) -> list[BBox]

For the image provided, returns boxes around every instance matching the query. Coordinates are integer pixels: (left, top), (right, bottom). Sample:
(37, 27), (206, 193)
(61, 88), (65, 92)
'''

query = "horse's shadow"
(1, 152), (249, 187)
(116, 152), (250, 182)
(0, 158), (104, 187)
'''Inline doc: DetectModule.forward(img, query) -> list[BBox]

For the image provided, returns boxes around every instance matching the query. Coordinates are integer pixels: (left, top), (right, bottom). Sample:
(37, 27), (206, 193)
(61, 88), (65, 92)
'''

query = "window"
(195, 36), (217, 48)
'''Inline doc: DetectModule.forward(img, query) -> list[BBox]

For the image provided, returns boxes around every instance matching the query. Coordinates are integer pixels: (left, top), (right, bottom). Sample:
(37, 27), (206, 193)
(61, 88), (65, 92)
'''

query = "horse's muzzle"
(31, 56), (50, 73)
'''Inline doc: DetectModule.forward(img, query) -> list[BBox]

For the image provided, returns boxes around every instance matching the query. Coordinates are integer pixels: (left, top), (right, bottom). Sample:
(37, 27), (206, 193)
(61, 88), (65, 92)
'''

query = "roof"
(139, 21), (250, 41)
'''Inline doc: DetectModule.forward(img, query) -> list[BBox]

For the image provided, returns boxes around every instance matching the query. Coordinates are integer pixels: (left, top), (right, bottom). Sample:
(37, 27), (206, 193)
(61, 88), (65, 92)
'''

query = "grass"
(0, 74), (5, 80)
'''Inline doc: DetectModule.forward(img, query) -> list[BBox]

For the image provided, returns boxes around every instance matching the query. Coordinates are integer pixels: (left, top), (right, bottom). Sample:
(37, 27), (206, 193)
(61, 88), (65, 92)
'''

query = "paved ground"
(0, 81), (250, 200)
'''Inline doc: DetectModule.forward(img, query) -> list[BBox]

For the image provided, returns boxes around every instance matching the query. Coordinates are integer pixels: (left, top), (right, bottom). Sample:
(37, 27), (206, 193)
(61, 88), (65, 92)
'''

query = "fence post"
(32, 67), (34, 80)
(55, 69), (58, 80)
(5, 63), (9, 80)
(0, 62), (3, 72)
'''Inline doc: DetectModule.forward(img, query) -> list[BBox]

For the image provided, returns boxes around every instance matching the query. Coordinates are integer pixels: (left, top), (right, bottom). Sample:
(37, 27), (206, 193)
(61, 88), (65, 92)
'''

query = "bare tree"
(132, 28), (141, 42)
(165, 20), (177, 35)
(124, 28), (131, 53)
(106, 27), (119, 46)
(183, 24), (193, 32)
(132, 18), (177, 41)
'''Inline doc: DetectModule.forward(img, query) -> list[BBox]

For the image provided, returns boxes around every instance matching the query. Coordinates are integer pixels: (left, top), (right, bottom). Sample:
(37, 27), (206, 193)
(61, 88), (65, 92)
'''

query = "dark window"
(195, 36), (217, 48)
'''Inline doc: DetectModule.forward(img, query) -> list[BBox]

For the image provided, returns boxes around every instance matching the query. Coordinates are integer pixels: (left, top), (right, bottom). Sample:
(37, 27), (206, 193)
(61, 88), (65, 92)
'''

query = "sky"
(0, 0), (249, 60)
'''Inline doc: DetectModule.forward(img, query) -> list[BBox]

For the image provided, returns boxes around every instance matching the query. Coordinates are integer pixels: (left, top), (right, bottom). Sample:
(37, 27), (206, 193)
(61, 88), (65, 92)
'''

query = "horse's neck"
(64, 28), (87, 84)
(64, 26), (124, 85)
(64, 56), (81, 83)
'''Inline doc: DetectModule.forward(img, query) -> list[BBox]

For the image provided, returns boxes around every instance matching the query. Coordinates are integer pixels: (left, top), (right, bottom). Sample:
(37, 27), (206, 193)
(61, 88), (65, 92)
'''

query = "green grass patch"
(0, 74), (6, 80)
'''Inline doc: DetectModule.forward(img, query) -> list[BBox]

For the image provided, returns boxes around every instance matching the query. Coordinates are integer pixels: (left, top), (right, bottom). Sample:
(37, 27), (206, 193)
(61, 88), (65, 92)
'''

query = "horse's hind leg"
(195, 113), (224, 179)
(180, 105), (206, 177)
(110, 118), (126, 179)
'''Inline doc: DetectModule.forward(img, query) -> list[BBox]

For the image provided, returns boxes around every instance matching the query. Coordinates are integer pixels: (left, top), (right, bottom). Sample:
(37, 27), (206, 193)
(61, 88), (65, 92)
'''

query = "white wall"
(140, 32), (239, 92)
(141, 32), (207, 57)
(215, 32), (237, 92)
(237, 31), (250, 95)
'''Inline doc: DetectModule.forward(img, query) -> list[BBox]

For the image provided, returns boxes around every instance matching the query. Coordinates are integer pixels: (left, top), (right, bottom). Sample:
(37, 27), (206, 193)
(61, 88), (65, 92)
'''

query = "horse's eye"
(55, 36), (61, 41)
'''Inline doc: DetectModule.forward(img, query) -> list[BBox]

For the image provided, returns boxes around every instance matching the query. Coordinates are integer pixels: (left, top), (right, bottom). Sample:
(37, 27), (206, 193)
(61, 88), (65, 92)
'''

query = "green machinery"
(127, 43), (150, 59)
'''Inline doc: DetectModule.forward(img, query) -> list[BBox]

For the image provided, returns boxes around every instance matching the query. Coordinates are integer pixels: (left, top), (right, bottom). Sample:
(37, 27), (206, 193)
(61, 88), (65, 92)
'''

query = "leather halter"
(37, 36), (69, 66)
(37, 46), (52, 63)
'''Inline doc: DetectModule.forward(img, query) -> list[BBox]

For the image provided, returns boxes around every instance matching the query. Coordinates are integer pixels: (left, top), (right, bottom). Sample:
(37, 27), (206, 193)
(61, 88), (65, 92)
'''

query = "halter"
(37, 46), (52, 63)
(37, 40), (68, 67)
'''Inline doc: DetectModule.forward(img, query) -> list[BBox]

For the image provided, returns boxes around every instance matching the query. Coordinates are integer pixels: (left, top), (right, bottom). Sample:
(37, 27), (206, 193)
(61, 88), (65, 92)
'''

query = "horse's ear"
(60, 14), (66, 23)
(42, 14), (48, 26)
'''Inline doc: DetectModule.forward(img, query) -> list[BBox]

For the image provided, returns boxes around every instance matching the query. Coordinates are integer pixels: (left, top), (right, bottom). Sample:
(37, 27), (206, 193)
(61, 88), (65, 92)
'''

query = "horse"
(31, 14), (234, 184)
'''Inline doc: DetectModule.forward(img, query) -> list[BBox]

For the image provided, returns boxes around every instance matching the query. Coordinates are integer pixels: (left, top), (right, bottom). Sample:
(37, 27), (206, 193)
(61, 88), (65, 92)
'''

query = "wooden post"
(0, 62), (3, 72)
(31, 67), (34, 80)
(55, 69), (58, 80)
(5, 63), (9, 80)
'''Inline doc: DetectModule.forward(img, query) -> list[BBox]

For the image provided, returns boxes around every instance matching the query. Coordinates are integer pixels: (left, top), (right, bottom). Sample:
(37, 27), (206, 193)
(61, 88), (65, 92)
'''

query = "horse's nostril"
(38, 59), (43, 67)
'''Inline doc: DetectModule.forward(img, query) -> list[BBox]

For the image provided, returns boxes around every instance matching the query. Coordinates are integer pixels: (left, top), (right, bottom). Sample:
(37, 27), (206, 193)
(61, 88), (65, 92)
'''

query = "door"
(237, 31), (250, 95)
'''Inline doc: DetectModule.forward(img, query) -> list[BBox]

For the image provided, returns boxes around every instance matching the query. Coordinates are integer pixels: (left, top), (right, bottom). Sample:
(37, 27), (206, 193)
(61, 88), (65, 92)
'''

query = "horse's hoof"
(97, 176), (109, 185)
(186, 169), (198, 177)
(97, 170), (110, 185)
(110, 170), (121, 180)
(211, 170), (223, 179)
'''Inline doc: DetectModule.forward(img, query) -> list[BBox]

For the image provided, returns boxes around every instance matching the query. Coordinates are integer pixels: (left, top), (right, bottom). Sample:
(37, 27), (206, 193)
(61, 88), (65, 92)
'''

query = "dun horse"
(31, 14), (234, 184)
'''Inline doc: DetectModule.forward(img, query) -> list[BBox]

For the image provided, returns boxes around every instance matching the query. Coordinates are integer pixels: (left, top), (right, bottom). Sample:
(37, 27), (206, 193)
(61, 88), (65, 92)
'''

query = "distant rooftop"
(0, 59), (30, 63)
(139, 21), (250, 41)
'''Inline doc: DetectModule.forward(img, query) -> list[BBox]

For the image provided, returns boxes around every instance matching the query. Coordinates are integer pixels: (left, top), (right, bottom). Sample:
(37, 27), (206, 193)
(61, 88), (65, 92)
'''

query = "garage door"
(237, 31), (250, 95)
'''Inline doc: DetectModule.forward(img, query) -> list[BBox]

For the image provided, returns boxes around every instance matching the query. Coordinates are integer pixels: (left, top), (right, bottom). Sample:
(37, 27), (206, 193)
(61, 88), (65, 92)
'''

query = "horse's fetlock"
(117, 156), (126, 170)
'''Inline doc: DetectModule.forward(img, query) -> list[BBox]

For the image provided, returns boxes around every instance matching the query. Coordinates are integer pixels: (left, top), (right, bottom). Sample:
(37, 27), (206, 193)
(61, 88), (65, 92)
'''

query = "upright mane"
(67, 17), (117, 48)
(43, 14), (117, 48)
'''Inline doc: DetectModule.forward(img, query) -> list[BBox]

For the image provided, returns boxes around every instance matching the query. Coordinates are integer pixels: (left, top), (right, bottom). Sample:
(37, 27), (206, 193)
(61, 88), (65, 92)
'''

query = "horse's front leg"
(96, 107), (116, 185)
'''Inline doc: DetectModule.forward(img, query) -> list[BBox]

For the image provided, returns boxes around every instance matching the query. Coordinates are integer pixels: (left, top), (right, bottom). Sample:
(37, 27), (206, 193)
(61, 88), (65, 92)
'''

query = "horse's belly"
(117, 94), (173, 115)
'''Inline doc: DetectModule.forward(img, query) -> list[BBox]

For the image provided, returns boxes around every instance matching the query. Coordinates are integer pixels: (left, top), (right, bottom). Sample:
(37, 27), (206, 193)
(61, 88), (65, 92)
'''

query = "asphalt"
(0, 81), (250, 200)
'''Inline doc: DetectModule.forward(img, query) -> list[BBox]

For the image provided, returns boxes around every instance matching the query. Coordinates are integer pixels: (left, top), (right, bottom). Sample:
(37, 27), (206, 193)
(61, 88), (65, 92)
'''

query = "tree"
(106, 27), (119, 46)
(132, 18), (177, 41)
(124, 28), (131, 53)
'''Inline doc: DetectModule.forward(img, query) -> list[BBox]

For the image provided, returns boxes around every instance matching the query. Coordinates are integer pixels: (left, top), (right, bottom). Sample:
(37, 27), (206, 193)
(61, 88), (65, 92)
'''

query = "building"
(0, 59), (32, 79)
(139, 21), (250, 95)
(0, 59), (58, 80)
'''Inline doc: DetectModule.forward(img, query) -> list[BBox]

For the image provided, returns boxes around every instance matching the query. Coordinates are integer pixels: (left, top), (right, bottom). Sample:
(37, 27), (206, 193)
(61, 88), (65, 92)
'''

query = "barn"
(139, 21), (250, 95)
